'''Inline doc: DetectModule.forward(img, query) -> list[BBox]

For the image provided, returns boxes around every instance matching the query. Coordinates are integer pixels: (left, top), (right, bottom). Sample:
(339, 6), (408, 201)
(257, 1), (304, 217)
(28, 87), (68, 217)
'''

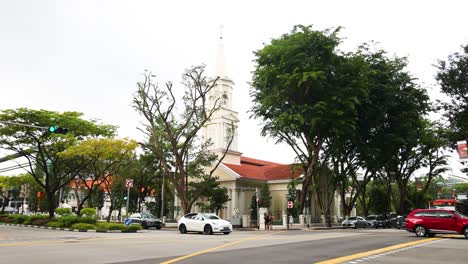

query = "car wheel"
(203, 225), (213, 235)
(414, 225), (427, 237)
(223, 232), (230, 235)
(156, 225), (161, 230)
(463, 226), (468, 239)
(179, 224), (187, 234)
(142, 222), (148, 229)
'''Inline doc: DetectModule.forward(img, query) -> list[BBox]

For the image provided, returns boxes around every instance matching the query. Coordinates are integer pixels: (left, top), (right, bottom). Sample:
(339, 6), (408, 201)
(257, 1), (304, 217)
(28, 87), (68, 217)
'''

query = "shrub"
(47, 221), (63, 228)
(0, 215), (13, 223)
(80, 208), (96, 218)
(79, 217), (97, 225)
(71, 223), (96, 231)
(30, 215), (51, 226)
(122, 225), (142, 233)
(55, 208), (72, 216)
(57, 215), (80, 228)
(11, 214), (28, 224)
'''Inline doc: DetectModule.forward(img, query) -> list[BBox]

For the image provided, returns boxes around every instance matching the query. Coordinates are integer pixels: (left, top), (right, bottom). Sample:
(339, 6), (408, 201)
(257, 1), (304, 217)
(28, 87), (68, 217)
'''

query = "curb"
(0, 223), (142, 233)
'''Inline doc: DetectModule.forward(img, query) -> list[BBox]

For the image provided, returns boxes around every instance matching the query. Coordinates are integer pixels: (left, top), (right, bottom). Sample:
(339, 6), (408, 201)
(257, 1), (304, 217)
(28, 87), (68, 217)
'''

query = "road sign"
(124, 218), (132, 226)
(125, 179), (133, 188)
(287, 200), (293, 209)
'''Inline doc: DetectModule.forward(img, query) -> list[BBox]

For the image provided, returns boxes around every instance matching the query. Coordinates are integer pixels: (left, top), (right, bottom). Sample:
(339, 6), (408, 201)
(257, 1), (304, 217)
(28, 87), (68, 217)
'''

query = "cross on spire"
(219, 24), (224, 40)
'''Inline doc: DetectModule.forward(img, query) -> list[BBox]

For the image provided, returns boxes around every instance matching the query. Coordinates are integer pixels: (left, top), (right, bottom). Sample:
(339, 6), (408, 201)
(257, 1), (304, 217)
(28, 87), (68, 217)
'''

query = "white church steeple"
(203, 26), (241, 165)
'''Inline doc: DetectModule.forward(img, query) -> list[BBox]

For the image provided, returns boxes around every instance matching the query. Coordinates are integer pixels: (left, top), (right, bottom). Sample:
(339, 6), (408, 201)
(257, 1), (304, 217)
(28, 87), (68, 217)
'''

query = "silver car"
(129, 212), (165, 230)
(342, 216), (367, 228)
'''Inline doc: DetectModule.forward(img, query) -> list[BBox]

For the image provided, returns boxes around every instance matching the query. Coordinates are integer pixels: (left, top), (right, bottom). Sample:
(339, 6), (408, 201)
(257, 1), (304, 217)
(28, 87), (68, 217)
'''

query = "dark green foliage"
(71, 223), (96, 230)
(56, 215), (80, 227)
(259, 182), (271, 209)
(367, 182), (389, 214)
(250, 195), (257, 221)
(79, 208), (96, 218)
(436, 45), (468, 146)
(55, 208), (72, 216)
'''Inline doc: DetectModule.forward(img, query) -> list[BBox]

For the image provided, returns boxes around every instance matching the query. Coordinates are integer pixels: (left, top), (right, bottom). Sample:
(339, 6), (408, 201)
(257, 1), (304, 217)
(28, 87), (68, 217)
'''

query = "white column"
(231, 188), (237, 216)
(240, 189), (245, 215)
(227, 189), (232, 220)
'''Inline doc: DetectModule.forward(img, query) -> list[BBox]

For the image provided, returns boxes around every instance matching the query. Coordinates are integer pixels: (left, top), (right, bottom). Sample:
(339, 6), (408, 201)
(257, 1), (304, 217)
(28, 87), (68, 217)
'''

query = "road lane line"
(315, 237), (441, 264)
(160, 231), (287, 264)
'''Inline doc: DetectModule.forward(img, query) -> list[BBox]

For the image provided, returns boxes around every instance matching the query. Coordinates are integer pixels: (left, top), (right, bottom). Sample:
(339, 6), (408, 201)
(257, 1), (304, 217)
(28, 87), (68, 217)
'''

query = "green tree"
(436, 44), (468, 175)
(133, 66), (235, 214)
(59, 138), (137, 214)
(366, 181), (388, 215)
(454, 183), (468, 195)
(251, 25), (369, 216)
(0, 108), (115, 217)
(250, 195), (257, 223)
(258, 182), (271, 209)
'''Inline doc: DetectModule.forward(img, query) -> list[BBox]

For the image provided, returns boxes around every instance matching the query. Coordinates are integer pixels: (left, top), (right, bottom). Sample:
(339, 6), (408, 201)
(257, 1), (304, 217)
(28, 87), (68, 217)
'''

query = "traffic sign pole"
(126, 187), (130, 219)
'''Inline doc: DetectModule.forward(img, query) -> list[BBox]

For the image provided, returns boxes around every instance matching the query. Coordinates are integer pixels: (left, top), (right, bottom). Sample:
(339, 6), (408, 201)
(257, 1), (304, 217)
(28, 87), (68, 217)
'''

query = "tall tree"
(133, 65), (234, 214)
(59, 138), (137, 213)
(250, 25), (369, 215)
(0, 108), (115, 217)
(258, 182), (271, 209)
(436, 44), (468, 175)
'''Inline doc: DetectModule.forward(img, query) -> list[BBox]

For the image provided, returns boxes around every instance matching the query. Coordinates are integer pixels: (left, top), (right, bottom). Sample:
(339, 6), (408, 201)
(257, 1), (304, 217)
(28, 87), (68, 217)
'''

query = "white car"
(178, 213), (232, 235)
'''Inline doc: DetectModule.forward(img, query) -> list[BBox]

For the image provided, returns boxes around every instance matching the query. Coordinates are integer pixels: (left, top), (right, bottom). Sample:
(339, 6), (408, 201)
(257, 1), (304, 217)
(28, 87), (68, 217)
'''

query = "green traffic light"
(47, 126), (69, 134)
(48, 126), (58, 133)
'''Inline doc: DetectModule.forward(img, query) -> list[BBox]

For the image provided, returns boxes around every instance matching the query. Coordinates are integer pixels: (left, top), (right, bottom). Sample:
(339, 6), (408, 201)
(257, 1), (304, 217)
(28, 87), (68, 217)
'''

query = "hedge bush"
(56, 215), (80, 228)
(25, 215), (49, 225)
(80, 208), (96, 218)
(122, 225), (142, 233)
(78, 217), (97, 225)
(11, 214), (28, 224)
(47, 221), (62, 228)
(55, 208), (72, 216)
(71, 223), (96, 230)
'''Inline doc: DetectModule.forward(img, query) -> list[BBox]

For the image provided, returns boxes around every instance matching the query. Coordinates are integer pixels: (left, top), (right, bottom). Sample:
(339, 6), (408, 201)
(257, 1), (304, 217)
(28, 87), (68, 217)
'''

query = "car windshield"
(141, 212), (155, 218)
(201, 213), (220, 220)
(347, 217), (356, 220)
(366, 216), (376, 220)
(454, 211), (468, 218)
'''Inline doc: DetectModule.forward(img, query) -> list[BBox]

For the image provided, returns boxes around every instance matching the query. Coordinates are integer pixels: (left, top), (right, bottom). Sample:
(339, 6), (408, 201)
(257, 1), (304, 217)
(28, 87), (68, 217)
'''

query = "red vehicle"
(405, 209), (468, 238)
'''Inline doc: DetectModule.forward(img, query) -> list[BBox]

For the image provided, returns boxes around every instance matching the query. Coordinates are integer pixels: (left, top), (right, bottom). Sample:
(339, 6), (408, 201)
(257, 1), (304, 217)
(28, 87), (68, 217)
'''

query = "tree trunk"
(106, 204), (113, 222)
(361, 184), (368, 216)
(398, 182), (407, 215)
(46, 191), (56, 218)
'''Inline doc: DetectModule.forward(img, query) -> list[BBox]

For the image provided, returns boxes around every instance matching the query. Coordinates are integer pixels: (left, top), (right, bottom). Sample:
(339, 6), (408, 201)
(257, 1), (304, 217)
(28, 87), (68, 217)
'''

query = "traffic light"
(124, 196), (128, 201)
(48, 126), (69, 134)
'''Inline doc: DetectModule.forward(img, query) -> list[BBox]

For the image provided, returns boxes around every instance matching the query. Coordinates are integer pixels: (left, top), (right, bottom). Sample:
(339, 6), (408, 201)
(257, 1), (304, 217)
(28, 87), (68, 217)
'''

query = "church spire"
(215, 25), (228, 79)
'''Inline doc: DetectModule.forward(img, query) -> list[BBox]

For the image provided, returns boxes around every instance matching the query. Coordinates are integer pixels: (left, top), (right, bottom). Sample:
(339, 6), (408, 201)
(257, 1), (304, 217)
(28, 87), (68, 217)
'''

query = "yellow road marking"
(160, 231), (287, 264)
(315, 237), (441, 264)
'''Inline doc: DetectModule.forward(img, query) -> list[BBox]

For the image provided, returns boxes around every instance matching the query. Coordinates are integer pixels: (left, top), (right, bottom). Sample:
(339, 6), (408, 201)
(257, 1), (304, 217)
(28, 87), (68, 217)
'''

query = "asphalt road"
(1, 225), (467, 264)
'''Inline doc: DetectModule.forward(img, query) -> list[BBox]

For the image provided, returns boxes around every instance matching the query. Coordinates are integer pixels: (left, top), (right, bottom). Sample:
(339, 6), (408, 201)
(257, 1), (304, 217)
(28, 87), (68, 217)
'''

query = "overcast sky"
(1, 0), (467, 177)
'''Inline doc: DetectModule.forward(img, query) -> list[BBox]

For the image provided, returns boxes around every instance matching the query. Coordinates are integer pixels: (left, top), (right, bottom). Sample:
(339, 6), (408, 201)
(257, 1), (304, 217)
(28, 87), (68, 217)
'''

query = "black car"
(389, 215), (406, 229)
(129, 212), (165, 229)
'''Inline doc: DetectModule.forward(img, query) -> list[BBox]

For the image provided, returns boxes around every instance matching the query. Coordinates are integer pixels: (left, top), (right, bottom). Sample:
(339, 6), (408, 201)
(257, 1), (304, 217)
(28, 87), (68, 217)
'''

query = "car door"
(183, 213), (197, 231)
(421, 211), (439, 231)
(436, 211), (457, 232)
(192, 214), (205, 231)
(131, 214), (142, 224)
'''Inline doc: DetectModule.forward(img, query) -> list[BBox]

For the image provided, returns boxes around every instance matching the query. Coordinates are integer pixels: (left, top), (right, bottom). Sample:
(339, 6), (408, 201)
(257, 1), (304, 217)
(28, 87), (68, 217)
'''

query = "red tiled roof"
(224, 156), (302, 181)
